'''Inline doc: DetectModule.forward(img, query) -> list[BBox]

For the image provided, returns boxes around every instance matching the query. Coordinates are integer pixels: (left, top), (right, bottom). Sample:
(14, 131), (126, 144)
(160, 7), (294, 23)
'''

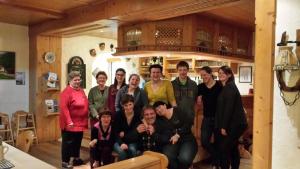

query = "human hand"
(137, 124), (146, 133)
(120, 143), (128, 150)
(169, 133), (180, 144)
(147, 125), (155, 135)
(89, 139), (97, 147)
(68, 122), (74, 128)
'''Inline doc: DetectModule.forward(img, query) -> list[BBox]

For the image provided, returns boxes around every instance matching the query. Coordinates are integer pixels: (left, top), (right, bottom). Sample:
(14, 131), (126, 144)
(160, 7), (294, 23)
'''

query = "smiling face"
(150, 68), (162, 82)
(116, 70), (125, 84)
(97, 74), (107, 87)
(129, 75), (140, 89)
(200, 70), (213, 84)
(218, 69), (231, 84)
(122, 101), (134, 114)
(155, 104), (167, 117)
(143, 108), (156, 125)
(69, 76), (81, 89)
(177, 66), (188, 80)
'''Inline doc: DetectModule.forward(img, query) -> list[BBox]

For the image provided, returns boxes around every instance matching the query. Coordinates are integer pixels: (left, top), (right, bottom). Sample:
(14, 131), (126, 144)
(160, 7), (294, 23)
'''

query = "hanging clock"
(44, 52), (56, 64)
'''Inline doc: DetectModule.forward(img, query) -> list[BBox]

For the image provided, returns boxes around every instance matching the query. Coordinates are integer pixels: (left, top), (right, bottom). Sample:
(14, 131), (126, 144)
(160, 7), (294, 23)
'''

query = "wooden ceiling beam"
(0, 0), (64, 19)
(29, 0), (244, 36)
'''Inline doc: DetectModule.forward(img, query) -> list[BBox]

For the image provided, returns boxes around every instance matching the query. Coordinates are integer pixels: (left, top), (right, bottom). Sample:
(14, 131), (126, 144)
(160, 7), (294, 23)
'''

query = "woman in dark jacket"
(215, 66), (248, 169)
(153, 100), (198, 169)
(113, 94), (140, 161)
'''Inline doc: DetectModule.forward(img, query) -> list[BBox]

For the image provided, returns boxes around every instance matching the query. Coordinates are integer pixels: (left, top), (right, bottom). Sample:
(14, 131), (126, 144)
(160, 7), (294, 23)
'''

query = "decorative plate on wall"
(44, 52), (56, 64)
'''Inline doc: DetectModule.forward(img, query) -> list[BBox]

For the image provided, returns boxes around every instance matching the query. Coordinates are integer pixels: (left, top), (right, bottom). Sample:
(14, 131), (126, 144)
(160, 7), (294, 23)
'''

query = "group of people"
(59, 60), (248, 169)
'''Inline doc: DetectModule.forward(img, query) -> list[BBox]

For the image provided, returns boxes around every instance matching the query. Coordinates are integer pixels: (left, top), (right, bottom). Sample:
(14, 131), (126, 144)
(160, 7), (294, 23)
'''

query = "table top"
(3, 142), (56, 169)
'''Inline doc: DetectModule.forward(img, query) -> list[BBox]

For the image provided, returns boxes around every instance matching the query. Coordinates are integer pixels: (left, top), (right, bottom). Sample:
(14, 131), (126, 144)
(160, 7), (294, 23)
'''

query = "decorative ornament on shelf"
(44, 52), (56, 64)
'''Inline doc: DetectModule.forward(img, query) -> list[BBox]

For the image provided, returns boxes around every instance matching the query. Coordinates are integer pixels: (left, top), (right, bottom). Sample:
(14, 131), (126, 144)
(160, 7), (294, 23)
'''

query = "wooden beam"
(0, 0), (64, 19)
(253, 0), (275, 168)
(29, 0), (244, 36)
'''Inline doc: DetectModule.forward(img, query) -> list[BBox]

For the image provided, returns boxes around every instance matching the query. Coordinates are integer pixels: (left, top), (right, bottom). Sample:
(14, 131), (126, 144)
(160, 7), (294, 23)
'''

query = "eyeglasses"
(116, 73), (125, 77)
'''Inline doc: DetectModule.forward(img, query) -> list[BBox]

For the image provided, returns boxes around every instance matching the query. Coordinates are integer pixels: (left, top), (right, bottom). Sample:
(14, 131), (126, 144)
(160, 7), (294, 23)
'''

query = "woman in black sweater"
(153, 101), (197, 169)
(113, 94), (140, 160)
(215, 66), (248, 169)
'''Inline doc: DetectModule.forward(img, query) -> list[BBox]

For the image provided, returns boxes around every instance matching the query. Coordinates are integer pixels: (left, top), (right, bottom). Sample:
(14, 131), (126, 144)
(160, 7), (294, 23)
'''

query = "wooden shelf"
(19, 127), (35, 131)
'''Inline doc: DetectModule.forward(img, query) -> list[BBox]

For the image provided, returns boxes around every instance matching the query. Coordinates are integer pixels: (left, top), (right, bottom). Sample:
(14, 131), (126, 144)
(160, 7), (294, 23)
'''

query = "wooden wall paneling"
(213, 22), (220, 52)
(253, 0), (275, 168)
(141, 22), (156, 46)
(117, 26), (124, 48)
(182, 15), (196, 46)
(29, 35), (61, 142)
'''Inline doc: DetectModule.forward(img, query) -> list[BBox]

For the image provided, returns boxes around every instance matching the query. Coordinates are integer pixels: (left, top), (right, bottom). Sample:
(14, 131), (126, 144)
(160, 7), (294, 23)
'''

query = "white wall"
(272, 0), (300, 169)
(0, 22), (29, 116)
(62, 36), (117, 94)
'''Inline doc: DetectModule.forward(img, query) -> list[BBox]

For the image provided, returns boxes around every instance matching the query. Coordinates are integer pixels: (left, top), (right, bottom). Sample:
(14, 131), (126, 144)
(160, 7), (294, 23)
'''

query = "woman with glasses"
(59, 71), (88, 168)
(107, 68), (126, 117)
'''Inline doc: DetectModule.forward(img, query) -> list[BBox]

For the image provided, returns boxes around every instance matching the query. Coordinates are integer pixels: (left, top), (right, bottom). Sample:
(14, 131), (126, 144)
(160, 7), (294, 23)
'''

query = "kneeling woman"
(89, 109), (115, 168)
(113, 94), (140, 160)
(153, 101), (198, 169)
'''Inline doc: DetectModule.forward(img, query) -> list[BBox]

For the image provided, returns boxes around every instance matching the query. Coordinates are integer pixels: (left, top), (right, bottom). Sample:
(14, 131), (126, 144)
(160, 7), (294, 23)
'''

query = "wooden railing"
(115, 45), (253, 61)
(97, 151), (168, 169)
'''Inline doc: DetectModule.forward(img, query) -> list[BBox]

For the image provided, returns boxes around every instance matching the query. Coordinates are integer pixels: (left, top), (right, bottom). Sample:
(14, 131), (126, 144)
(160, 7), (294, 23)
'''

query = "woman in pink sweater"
(59, 71), (89, 169)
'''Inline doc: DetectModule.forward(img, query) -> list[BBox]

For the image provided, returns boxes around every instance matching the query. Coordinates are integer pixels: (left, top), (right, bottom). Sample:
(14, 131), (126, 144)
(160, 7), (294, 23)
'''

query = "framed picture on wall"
(239, 66), (252, 83)
(0, 51), (15, 79)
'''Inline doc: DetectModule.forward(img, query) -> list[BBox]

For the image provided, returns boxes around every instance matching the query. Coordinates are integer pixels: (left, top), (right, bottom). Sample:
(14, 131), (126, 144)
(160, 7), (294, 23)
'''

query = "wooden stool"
(12, 111), (38, 145)
(0, 112), (14, 145)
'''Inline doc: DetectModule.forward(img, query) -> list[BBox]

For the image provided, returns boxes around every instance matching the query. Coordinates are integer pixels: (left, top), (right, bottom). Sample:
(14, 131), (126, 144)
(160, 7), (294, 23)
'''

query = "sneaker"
(73, 158), (84, 166)
(62, 162), (73, 169)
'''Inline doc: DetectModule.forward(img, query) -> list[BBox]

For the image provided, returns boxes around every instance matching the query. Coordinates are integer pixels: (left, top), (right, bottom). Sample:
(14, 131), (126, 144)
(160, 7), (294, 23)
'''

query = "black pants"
(217, 124), (247, 169)
(61, 130), (83, 163)
(201, 117), (219, 165)
(90, 145), (113, 165)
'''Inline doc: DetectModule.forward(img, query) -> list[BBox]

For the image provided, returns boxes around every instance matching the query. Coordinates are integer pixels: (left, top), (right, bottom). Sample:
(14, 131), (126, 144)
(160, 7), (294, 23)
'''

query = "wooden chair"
(0, 112), (14, 145)
(16, 130), (34, 153)
(12, 110), (38, 145)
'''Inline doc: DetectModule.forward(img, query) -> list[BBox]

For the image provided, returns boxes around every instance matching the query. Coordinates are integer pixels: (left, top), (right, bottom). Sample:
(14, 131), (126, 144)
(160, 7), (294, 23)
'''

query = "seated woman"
(153, 101), (198, 169)
(113, 94), (140, 160)
(89, 109), (115, 168)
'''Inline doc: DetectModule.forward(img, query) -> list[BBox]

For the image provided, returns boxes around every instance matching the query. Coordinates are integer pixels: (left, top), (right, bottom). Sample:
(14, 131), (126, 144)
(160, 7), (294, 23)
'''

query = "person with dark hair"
(113, 94), (140, 160)
(197, 66), (222, 168)
(136, 105), (170, 153)
(115, 74), (148, 117)
(172, 60), (197, 121)
(88, 71), (109, 125)
(108, 68), (126, 114)
(59, 71), (88, 168)
(144, 64), (176, 107)
(89, 109), (115, 168)
(215, 66), (248, 169)
(153, 100), (198, 169)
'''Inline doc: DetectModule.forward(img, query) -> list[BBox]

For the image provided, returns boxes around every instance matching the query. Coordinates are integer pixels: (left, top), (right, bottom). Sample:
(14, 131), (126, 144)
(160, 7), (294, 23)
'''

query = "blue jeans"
(113, 142), (138, 161)
(162, 135), (198, 169)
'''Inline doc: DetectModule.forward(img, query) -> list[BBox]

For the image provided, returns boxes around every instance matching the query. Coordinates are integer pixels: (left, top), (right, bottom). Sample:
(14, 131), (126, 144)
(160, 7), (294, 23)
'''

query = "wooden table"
(3, 142), (56, 169)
